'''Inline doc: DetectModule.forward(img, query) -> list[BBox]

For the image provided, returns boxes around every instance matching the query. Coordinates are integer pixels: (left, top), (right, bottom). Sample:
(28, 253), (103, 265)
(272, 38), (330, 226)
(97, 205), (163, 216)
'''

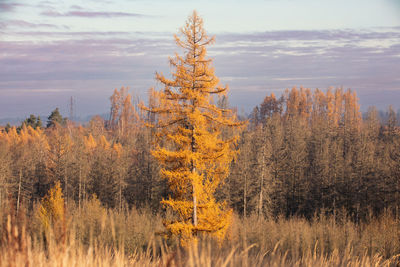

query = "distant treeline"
(0, 86), (399, 222)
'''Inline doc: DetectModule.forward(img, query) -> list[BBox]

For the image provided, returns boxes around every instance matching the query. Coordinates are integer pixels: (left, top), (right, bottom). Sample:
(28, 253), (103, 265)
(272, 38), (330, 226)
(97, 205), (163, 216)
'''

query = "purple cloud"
(7, 31), (134, 38)
(217, 28), (400, 43)
(0, 2), (25, 12)
(1, 28), (399, 118)
(70, 5), (84, 10)
(41, 10), (146, 18)
(0, 20), (60, 29)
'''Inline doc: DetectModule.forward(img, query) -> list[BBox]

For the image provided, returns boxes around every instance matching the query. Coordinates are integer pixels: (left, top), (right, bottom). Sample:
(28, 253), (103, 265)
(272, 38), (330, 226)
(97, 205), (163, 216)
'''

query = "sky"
(1, 0), (400, 120)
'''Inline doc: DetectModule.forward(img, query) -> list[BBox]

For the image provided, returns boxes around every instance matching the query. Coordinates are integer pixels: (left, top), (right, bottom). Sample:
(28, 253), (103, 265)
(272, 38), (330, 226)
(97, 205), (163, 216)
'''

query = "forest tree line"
(0, 86), (399, 222)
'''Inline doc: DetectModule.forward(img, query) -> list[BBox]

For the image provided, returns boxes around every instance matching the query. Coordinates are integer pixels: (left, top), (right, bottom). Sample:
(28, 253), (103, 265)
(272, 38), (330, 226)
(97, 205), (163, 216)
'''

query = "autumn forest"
(1, 11), (400, 266)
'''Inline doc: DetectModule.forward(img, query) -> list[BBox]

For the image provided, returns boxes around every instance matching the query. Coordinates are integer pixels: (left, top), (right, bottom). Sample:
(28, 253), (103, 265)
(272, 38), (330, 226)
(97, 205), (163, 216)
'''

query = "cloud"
(215, 28), (400, 49)
(0, 20), (61, 29)
(0, 2), (25, 12)
(70, 5), (84, 10)
(7, 31), (132, 38)
(1, 27), (399, 117)
(39, 1), (56, 4)
(41, 10), (147, 18)
(209, 28), (400, 62)
(1, 88), (73, 93)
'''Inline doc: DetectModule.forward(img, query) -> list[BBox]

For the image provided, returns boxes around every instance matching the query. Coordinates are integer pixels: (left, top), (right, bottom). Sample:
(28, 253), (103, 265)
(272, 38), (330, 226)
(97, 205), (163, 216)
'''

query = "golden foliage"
(109, 87), (140, 140)
(259, 87), (362, 131)
(84, 134), (97, 152)
(39, 182), (65, 233)
(98, 135), (111, 150)
(112, 142), (123, 158)
(143, 11), (244, 246)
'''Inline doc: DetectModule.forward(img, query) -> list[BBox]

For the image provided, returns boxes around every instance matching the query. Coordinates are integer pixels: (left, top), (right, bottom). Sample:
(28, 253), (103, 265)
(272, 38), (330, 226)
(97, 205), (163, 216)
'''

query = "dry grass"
(1, 203), (400, 266)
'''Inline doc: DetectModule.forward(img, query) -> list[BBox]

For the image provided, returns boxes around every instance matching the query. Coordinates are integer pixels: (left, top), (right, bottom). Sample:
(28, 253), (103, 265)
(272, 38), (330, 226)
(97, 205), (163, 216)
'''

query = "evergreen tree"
(47, 108), (65, 128)
(4, 123), (11, 133)
(18, 114), (42, 132)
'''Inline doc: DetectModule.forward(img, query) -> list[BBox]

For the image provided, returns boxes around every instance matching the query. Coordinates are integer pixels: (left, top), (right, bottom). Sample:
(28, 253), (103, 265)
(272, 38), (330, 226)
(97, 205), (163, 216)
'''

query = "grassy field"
(1, 198), (400, 266)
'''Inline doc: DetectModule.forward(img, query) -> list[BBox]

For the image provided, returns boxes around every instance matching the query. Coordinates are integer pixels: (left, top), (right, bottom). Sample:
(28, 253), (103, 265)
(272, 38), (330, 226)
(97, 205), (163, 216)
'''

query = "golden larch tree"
(142, 11), (243, 245)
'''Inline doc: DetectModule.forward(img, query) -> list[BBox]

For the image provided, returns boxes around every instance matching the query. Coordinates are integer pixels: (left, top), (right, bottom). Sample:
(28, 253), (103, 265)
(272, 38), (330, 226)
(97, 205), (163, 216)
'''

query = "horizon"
(1, 0), (400, 120)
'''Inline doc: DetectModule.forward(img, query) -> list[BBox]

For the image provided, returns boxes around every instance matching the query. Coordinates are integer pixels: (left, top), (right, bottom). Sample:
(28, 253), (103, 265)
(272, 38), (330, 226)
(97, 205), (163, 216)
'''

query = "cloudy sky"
(1, 0), (400, 120)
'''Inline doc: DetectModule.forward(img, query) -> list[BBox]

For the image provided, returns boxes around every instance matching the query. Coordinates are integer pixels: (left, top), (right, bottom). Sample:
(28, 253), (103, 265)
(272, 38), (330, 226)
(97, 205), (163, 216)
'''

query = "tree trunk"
(258, 171), (264, 218)
(191, 124), (198, 227)
(193, 167), (198, 227)
(17, 169), (22, 214)
(259, 129), (266, 218)
(119, 175), (122, 212)
(78, 166), (82, 210)
(64, 167), (68, 205)
(191, 20), (198, 229)
(244, 170), (247, 218)
(147, 147), (153, 205)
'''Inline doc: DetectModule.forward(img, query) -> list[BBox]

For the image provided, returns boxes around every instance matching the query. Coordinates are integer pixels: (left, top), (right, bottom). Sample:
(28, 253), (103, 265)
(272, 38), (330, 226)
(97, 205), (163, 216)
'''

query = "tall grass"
(1, 201), (400, 266)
